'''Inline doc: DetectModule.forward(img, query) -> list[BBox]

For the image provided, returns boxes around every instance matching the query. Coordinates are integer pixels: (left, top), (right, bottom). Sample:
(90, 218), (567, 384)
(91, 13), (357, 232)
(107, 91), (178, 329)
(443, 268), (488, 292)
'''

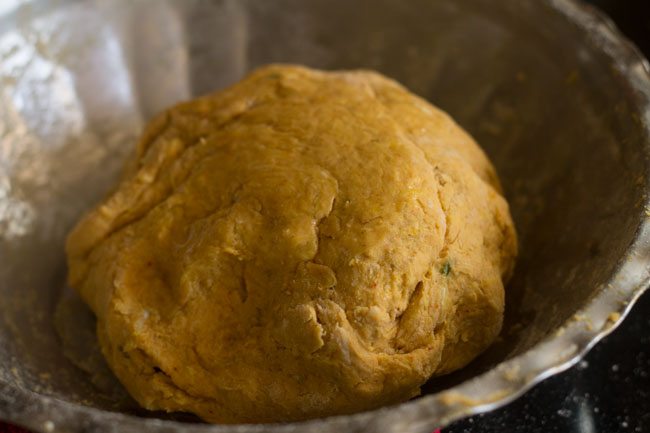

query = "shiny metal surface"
(1, 0), (649, 432)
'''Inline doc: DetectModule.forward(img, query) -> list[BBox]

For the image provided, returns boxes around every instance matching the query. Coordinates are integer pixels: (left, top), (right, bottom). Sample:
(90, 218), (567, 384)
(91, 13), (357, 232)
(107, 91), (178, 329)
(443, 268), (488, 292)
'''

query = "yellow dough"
(66, 65), (517, 423)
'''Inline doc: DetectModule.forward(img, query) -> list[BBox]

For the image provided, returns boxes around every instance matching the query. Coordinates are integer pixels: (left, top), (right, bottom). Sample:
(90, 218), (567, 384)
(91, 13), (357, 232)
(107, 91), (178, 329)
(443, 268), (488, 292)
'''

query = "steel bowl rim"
(2, 0), (650, 431)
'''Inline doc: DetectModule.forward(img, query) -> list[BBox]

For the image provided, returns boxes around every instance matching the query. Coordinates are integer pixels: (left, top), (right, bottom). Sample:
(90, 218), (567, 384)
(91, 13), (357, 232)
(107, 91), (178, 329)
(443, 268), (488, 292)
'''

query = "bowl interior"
(0, 0), (646, 423)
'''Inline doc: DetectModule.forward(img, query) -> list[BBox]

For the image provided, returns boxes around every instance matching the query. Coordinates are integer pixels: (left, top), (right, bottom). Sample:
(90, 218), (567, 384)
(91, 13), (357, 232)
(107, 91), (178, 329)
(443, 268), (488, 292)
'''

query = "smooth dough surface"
(66, 64), (517, 423)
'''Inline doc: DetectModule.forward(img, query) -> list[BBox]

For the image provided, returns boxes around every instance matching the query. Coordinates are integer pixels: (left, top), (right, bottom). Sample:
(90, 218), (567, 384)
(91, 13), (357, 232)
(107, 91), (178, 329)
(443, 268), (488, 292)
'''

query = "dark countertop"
(446, 1), (650, 432)
(446, 290), (650, 433)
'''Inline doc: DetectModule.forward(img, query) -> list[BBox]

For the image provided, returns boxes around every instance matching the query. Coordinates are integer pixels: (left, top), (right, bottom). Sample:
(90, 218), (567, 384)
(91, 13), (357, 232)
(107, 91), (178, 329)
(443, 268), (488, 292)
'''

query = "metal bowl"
(1, 0), (649, 432)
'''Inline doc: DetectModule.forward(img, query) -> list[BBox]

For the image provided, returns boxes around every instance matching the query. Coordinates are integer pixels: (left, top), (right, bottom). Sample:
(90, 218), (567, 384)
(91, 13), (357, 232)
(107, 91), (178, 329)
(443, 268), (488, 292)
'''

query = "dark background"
(445, 1), (650, 432)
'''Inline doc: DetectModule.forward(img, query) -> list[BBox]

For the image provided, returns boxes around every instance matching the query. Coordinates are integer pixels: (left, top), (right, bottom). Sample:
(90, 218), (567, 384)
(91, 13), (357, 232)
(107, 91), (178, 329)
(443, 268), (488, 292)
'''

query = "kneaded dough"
(66, 64), (517, 423)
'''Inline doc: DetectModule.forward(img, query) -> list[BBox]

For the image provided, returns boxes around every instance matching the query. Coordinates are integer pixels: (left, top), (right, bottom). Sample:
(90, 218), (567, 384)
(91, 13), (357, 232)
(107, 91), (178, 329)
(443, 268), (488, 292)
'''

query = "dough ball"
(66, 64), (517, 423)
